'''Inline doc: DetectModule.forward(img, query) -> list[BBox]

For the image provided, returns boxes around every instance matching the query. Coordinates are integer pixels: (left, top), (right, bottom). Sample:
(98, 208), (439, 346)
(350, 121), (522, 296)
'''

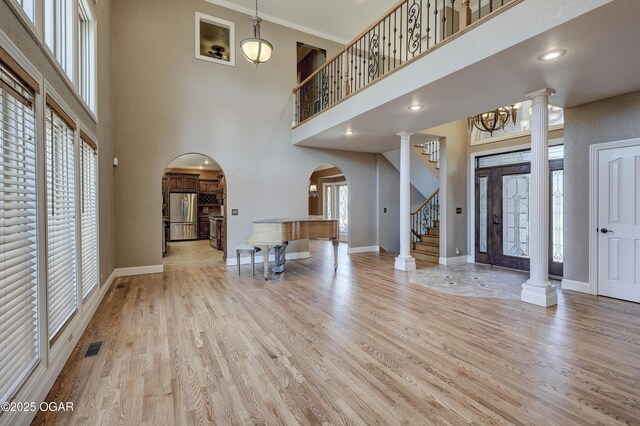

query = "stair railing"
(419, 139), (440, 167)
(411, 189), (440, 243)
(292, 0), (521, 125)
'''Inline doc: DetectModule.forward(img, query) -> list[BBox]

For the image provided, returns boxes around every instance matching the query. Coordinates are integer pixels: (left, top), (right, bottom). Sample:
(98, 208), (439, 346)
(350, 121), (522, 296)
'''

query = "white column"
(521, 88), (557, 307)
(395, 131), (417, 271)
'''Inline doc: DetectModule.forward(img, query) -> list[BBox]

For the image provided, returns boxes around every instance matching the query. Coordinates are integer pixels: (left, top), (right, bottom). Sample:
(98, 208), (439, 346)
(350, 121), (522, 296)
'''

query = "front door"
(597, 144), (640, 302)
(476, 159), (564, 276)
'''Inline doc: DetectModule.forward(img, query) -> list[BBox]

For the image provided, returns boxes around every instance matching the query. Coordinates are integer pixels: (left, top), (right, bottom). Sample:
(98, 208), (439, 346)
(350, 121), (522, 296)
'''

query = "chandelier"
(240, 0), (273, 66)
(469, 104), (520, 136)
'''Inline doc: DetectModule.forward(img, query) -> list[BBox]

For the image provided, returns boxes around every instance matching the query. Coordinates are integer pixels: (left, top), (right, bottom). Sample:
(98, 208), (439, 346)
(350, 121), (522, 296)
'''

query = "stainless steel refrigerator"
(169, 193), (198, 241)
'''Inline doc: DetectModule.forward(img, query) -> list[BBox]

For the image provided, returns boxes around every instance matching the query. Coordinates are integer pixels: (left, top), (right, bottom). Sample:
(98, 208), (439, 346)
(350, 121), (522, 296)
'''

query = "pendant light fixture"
(469, 104), (520, 136)
(240, 0), (273, 66)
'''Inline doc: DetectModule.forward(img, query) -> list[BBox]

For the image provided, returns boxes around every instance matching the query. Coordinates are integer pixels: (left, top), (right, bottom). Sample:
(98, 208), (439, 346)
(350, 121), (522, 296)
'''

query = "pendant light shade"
(240, 1), (273, 66)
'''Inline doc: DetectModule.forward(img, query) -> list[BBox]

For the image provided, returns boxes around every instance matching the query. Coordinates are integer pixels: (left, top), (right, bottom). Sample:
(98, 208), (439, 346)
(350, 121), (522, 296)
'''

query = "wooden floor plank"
(32, 241), (640, 425)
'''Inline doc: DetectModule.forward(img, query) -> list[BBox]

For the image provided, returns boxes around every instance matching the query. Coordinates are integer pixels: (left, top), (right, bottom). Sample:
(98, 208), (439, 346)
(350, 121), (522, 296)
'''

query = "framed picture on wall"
(195, 12), (235, 67)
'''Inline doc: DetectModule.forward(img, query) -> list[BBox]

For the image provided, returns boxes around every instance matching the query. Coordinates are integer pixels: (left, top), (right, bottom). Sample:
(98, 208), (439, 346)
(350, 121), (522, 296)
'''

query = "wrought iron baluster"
(441, 0), (447, 40)
(399, 3), (404, 63)
(489, 0), (493, 13)
(451, 0), (456, 36)
(478, 0), (481, 21)
(434, 0), (438, 44)
(426, 1), (431, 49)
(407, 0), (421, 58)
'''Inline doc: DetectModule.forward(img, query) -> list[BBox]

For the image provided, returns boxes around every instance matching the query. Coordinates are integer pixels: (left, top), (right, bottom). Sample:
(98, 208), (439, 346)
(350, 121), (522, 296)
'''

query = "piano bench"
(236, 245), (261, 276)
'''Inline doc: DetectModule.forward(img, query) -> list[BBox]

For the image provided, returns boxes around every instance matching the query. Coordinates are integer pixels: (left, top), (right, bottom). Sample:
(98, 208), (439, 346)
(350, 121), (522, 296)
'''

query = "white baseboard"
(115, 264), (164, 277)
(439, 255), (469, 266)
(347, 246), (380, 254)
(9, 269), (117, 426)
(226, 251), (311, 266)
(561, 278), (591, 294)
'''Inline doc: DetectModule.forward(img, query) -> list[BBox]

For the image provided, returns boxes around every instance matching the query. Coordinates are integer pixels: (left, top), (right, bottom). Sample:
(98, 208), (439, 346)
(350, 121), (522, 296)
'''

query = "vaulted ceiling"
(204, 0), (398, 43)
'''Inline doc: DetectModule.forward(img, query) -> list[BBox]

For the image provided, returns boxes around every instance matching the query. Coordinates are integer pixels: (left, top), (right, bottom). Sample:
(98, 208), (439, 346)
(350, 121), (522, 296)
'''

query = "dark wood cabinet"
(199, 180), (219, 194)
(183, 175), (198, 191)
(167, 173), (199, 193)
(198, 218), (210, 240)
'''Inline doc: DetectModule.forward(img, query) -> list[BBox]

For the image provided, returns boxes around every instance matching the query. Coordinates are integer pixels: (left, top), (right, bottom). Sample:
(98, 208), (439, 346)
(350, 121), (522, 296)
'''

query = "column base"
(394, 256), (416, 271)
(521, 281), (558, 307)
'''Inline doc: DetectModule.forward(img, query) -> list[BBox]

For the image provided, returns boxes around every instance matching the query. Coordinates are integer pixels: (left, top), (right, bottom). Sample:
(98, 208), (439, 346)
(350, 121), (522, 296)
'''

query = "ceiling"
(205, 0), (398, 43)
(294, 0), (640, 152)
(167, 154), (222, 171)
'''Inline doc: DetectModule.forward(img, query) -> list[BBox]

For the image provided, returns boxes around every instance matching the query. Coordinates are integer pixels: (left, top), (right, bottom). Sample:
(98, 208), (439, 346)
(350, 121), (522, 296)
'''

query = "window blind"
(0, 62), (39, 404)
(46, 104), (77, 342)
(80, 138), (97, 299)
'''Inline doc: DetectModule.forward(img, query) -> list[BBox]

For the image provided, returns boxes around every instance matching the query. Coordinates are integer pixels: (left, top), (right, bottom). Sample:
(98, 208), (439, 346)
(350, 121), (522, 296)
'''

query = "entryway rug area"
(409, 264), (528, 300)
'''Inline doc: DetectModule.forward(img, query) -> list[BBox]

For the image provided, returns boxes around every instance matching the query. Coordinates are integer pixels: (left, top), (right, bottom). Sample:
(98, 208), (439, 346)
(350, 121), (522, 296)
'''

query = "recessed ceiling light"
(539, 49), (566, 61)
(345, 130), (354, 135)
(408, 104), (424, 111)
(204, 160), (209, 165)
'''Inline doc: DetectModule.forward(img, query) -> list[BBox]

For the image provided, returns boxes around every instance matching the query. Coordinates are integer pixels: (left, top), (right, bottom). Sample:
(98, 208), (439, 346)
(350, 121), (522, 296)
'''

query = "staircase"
(411, 189), (440, 264)
(418, 139), (440, 170)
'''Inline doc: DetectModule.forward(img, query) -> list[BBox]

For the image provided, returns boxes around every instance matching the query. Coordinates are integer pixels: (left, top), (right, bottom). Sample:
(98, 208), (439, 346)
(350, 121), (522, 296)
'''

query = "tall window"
(0, 62), (39, 404)
(80, 136), (97, 299)
(15, 0), (36, 24)
(45, 0), (74, 80)
(78, 0), (96, 111)
(45, 101), (77, 342)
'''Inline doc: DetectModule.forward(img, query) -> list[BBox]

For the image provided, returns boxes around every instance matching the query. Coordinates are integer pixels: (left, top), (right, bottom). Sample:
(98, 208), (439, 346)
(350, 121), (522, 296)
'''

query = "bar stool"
(236, 245), (261, 276)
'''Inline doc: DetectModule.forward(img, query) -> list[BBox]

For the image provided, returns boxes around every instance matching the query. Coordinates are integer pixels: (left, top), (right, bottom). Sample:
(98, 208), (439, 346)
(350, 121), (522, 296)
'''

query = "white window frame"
(77, 0), (97, 114)
(44, 0), (76, 82)
(44, 89), (79, 345)
(78, 126), (100, 301)
(7, 0), (98, 122)
(0, 55), (41, 407)
(195, 12), (236, 67)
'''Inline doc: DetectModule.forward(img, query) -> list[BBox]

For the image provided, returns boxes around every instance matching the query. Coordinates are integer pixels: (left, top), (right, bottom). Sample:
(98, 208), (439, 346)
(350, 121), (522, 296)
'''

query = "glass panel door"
(475, 159), (563, 276)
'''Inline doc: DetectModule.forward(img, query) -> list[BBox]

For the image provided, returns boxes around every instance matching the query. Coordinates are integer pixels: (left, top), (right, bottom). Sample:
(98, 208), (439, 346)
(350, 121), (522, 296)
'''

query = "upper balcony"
(292, 0), (640, 152)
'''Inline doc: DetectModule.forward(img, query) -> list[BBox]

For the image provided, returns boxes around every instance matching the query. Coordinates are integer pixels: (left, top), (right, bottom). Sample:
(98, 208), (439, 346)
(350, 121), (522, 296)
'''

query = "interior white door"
(598, 144), (640, 302)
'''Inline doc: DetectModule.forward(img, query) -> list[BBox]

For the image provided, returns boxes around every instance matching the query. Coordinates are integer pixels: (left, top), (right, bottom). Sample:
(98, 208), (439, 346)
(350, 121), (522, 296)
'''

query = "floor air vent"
(116, 282), (125, 289)
(84, 340), (104, 358)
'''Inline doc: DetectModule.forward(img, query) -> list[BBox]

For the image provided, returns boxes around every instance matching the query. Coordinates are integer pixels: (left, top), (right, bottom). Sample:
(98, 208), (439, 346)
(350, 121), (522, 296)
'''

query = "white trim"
(470, 124), (564, 146)
(226, 251), (311, 266)
(561, 279), (590, 294)
(438, 255), (469, 266)
(588, 137), (640, 296)
(348, 246), (380, 254)
(195, 12), (236, 67)
(203, 0), (349, 45)
(115, 265), (164, 277)
(5, 270), (116, 426)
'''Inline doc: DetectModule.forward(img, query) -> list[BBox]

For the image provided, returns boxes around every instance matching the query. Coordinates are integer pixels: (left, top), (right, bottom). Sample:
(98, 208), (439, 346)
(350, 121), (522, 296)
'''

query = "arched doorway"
(162, 153), (226, 269)
(308, 164), (348, 243)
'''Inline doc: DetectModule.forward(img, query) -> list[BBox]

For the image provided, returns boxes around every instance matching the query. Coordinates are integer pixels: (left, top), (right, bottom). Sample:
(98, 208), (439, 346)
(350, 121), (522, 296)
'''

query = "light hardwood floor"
(34, 242), (640, 425)
(163, 239), (226, 270)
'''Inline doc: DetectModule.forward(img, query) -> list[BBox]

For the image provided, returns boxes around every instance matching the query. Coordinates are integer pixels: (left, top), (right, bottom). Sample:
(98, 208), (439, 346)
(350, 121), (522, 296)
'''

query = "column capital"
(397, 131), (414, 140)
(525, 88), (556, 103)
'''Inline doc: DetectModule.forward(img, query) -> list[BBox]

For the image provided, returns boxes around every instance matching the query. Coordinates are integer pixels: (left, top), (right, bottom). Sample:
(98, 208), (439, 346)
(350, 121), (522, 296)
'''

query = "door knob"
(493, 213), (500, 225)
(600, 228), (614, 234)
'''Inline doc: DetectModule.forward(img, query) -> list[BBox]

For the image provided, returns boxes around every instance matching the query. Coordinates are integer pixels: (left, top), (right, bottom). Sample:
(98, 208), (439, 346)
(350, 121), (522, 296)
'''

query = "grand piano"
(245, 217), (340, 279)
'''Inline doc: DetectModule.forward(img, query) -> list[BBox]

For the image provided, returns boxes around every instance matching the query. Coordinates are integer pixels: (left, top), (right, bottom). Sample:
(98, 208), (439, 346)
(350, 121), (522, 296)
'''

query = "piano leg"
(332, 239), (339, 271)
(262, 245), (270, 280)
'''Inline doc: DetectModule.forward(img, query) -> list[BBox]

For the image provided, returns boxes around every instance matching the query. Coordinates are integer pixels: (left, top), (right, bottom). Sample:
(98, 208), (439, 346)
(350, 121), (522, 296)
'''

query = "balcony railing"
(292, 0), (520, 126)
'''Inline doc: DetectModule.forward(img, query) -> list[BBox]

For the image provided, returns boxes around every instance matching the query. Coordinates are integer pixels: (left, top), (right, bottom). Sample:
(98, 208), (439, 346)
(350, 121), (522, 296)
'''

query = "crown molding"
(203, 0), (349, 45)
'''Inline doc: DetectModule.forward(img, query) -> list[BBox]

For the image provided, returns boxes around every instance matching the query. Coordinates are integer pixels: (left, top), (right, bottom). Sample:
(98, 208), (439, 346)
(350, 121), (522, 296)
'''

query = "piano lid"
(252, 217), (338, 224)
